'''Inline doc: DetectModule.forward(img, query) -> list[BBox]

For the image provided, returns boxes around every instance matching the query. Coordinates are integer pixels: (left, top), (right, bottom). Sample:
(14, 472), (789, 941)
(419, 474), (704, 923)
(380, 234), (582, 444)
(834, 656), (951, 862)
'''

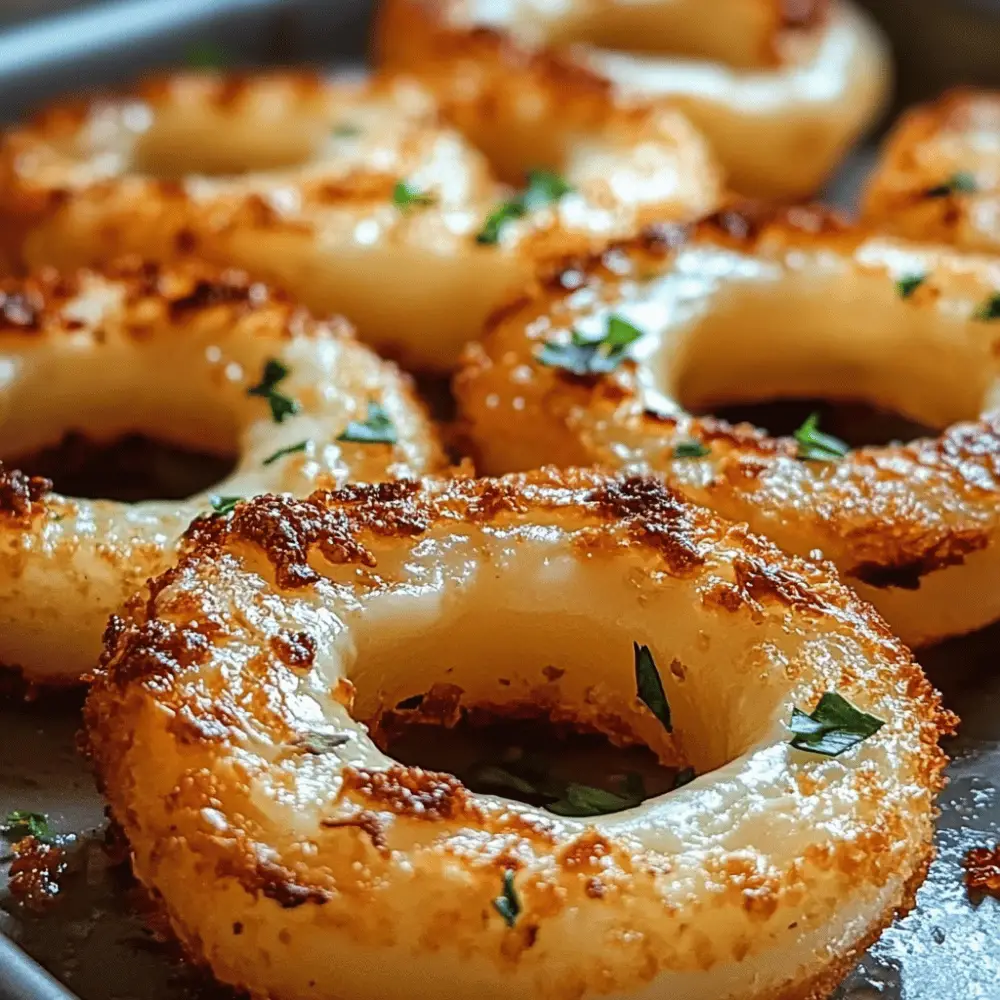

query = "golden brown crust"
(84, 468), (952, 1000)
(0, 462), (51, 520)
(864, 88), (1000, 252)
(456, 201), (1000, 645)
(377, 0), (889, 199)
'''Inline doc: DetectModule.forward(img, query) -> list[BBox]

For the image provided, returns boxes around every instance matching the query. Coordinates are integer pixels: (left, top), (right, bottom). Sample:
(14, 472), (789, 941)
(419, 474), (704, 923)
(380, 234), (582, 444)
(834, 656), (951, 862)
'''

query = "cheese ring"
(864, 89), (1000, 253)
(377, 0), (890, 201)
(0, 71), (721, 372)
(84, 469), (952, 1000)
(456, 204), (1000, 647)
(0, 259), (446, 686)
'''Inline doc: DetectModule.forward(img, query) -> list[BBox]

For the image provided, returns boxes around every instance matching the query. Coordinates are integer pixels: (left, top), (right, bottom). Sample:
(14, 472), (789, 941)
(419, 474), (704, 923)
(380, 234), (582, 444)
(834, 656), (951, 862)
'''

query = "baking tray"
(0, 2), (999, 999)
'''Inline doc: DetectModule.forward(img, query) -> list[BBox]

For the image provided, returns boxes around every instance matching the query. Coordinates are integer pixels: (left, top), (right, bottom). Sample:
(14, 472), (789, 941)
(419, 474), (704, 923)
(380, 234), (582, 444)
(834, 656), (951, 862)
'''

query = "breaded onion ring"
(0, 259), (445, 686)
(377, 0), (890, 200)
(864, 89), (1000, 253)
(85, 470), (951, 1000)
(0, 72), (721, 371)
(456, 204), (1000, 647)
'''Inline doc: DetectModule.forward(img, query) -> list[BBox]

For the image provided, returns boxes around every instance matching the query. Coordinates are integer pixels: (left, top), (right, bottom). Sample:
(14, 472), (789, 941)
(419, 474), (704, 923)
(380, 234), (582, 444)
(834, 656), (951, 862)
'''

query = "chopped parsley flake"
(297, 732), (351, 754)
(634, 642), (672, 733)
(2, 810), (52, 842)
(337, 402), (398, 445)
(477, 169), (573, 244)
(248, 358), (300, 424)
(974, 293), (1000, 321)
(788, 692), (885, 757)
(263, 440), (309, 466)
(538, 314), (644, 377)
(393, 180), (436, 211)
(210, 495), (242, 517)
(185, 41), (226, 68)
(471, 759), (650, 817)
(896, 273), (926, 299)
(925, 171), (978, 198)
(793, 413), (849, 462)
(672, 767), (695, 791)
(333, 123), (362, 138)
(673, 439), (711, 459)
(493, 870), (521, 928)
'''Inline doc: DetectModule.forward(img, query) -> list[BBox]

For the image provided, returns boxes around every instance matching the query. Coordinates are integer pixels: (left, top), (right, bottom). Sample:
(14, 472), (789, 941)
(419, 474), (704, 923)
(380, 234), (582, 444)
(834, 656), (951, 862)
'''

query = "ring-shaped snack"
(0, 259), (445, 686)
(456, 205), (1000, 647)
(377, 0), (890, 200)
(0, 72), (721, 371)
(85, 469), (951, 1000)
(864, 88), (1000, 253)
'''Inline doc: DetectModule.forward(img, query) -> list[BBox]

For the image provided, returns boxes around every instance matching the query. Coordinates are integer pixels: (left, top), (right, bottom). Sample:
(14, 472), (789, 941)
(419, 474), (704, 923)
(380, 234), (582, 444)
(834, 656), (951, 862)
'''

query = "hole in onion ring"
(6, 432), (236, 503)
(381, 711), (690, 816)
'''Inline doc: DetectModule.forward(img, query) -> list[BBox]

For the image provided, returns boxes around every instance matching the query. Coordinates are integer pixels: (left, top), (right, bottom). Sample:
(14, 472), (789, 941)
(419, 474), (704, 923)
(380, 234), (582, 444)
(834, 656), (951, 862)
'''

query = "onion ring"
(0, 259), (445, 686)
(0, 71), (720, 371)
(456, 203), (1000, 647)
(864, 88), (1000, 253)
(377, 0), (890, 200)
(84, 469), (951, 1000)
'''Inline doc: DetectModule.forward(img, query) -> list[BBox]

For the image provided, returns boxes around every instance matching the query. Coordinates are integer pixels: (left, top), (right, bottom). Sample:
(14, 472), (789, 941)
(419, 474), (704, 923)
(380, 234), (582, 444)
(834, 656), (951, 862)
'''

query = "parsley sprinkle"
(471, 759), (647, 816)
(493, 870), (521, 928)
(926, 171), (978, 198)
(896, 274), (926, 299)
(185, 41), (226, 68)
(333, 123), (361, 138)
(672, 767), (696, 791)
(2, 811), (51, 842)
(547, 774), (646, 817)
(538, 314), (644, 377)
(793, 413), (849, 462)
(673, 439), (710, 459)
(788, 692), (885, 757)
(296, 732), (351, 755)
(337, 402), (398, 445)
(634, 642), (672, 733)
(263, 441), (309, 466)
(248, 358), (300, 424)
(393, 180), (436, 211)
(974, 293), (1000, 321)
(210, 495), (241, 517)
(477, 169), (573, 244)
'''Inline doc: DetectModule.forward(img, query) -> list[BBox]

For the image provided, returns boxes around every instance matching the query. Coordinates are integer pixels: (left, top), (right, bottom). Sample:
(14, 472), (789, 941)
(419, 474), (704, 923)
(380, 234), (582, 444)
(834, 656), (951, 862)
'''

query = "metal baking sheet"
(0, 2), (999, 998)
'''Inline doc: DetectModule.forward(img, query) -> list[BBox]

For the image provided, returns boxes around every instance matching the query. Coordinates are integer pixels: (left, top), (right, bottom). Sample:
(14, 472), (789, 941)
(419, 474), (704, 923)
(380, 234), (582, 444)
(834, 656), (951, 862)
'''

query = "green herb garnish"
(672, 767), (695, 791)
(337, 402), (398, 445)
(472, 760), (647, 817)
(297, 732), (351, 754)
(333, 123), (362, 138)
(2, 811), (51, 842)
(896, 273), (926, 299)
(926, 171), (978, 198)
(185, 41), (226, 69)
(393, 180), (436, 211)
(793, 413), (849, 462)
(210, 495), (242, 517)
(538, 314), (644, 377)
(263, 441), (309, 466)
(493, 870), (521, 928)
(248, 359), (300, 424)
(476, 169), (573, 245)
(788, 692), (885, 757)
(974, 293), (1000, 321)
(673, 440), (710, 459)
(634, 642), (672, 733)
(547, 774), (646, 817)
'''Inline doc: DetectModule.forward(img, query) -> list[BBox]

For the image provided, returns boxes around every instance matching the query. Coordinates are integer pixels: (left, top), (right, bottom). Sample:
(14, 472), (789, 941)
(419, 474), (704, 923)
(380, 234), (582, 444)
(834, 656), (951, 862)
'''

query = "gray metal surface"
(0, 2), (999, 999)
